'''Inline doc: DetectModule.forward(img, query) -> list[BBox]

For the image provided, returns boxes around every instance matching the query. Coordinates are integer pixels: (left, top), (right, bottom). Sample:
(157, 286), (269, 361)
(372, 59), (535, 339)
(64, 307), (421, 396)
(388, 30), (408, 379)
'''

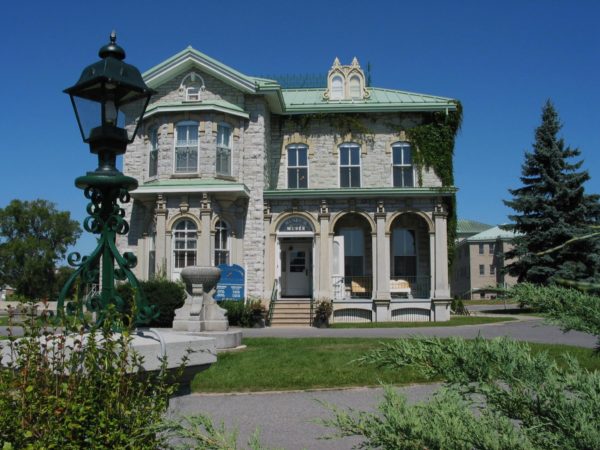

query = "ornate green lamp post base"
(57, 171), (157, 327)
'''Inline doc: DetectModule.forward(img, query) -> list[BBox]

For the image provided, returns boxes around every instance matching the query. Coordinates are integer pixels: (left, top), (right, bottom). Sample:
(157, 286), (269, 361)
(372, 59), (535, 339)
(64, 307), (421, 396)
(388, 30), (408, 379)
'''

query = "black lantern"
(64, 31), (155, 164)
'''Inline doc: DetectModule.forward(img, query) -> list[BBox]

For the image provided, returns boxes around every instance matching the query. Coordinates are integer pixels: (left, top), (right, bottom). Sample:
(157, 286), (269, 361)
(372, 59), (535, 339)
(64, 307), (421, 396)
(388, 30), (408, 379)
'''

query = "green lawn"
(0, 316), (8, 326)
(191, 337), (600, 393)
(330, 316), (515, 328)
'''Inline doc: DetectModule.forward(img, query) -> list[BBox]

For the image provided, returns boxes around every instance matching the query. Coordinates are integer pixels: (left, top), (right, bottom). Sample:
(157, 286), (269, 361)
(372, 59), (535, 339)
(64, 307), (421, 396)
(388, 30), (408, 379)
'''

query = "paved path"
(169, 384), (439, 450)
(241, 317), (597, 348)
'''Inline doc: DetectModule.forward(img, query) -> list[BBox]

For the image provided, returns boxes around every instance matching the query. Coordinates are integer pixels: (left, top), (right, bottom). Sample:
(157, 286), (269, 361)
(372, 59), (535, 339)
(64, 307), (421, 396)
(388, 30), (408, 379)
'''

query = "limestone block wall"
(269, 113), (442, 190)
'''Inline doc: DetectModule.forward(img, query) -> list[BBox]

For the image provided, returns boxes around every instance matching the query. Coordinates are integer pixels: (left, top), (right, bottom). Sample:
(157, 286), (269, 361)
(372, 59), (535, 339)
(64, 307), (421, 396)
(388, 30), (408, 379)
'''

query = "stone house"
(120, 47), (459, 324)
(451, 224), (518, 299)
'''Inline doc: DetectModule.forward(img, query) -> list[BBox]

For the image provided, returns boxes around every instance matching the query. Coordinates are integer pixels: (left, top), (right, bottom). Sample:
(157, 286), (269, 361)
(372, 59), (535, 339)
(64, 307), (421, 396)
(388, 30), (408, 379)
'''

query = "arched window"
(339, 143), (361, 187)
(175, 121), (198, 173)
(331, 75), (344, 100)
(349, 76), (361, 99)
(216, 123), (232, 177)
(392, 142), (414, 187)
(214, 220), (230, 265)
(180, 72), (205, 102)
(173, 219), (197, 268)
(287, 145), (308, 188)
(148, 126), (158, 177)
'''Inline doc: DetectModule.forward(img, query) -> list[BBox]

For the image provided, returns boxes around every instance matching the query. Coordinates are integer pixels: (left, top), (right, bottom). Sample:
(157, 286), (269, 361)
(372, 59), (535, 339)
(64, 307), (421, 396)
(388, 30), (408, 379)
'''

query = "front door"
(283, 243), (311, 297)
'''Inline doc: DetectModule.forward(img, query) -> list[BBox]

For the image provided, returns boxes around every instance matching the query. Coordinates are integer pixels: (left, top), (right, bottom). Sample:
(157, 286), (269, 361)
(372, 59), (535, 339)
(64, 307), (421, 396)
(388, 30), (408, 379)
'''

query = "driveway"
(169, 384), (440, 450)
(241, 317), (597, 348)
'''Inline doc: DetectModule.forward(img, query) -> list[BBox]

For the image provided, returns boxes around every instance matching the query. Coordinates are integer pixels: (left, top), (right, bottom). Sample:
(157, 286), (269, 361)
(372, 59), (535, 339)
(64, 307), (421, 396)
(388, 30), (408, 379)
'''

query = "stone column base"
(373, 299), (390, 322)
(432, 299), (452, 322)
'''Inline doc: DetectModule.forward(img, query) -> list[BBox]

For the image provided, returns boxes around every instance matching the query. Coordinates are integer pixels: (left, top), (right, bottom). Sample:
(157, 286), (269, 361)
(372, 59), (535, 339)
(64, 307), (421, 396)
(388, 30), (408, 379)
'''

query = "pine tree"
(503, 100), (600, 284)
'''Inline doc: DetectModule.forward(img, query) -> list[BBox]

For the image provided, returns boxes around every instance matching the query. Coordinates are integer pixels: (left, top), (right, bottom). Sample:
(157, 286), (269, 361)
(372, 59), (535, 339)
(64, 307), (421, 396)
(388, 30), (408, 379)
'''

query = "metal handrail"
(309, 296), (314, 326)
(267, 279), (279, 326)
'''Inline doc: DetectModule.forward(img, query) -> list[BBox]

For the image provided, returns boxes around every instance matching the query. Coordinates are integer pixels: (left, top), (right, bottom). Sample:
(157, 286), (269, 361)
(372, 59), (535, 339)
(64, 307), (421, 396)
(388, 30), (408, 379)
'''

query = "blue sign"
(214, 264), (245, 301)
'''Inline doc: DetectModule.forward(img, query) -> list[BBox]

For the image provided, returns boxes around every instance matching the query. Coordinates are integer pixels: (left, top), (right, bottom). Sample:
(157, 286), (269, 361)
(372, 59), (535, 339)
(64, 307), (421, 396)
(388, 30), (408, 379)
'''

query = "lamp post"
(58, 32), (157, 327)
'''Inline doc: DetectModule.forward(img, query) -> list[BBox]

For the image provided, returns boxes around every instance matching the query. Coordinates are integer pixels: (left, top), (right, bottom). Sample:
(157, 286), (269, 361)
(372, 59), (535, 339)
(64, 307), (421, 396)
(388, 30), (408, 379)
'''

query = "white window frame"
(173, 219), (197, 268)
(391, 142), (415, 187)
(479, 264), (485, 276)
(186, 86), (200, 101)
(287, 144), (309, 189)
(148, 126), (159, 178)
(174, 121), (199, 174)
(349, 75), (361, 99)
(216, 123), (232, 177)
(214, 219), (230, 266)
(339, 143), (361, 188)
(331, 75), (344, 100)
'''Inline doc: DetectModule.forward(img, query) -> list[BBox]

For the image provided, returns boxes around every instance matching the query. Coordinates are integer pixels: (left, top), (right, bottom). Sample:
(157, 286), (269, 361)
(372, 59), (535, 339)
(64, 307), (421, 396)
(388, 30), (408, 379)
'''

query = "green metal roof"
(142, 47), (458, 116)
(264, 187), (456, 200)
(281, 87), (457, 114)
(457, 219), (493, 235)
(144, 100), (249, 119)
(466, 226), (518, 242)
(132, 178), (250, 196)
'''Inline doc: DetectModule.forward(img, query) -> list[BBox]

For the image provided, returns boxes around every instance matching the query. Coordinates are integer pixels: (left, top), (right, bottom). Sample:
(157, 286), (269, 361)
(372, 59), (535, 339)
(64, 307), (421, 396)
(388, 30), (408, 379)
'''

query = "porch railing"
(390, 276), (430, 299)
(267, 279), (279, 326)
(332, 276), (373, 300)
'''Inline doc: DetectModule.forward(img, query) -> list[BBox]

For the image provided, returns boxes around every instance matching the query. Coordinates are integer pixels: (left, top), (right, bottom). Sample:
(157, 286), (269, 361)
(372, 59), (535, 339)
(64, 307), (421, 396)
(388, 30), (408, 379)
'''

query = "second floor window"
(175, 121), (198, 173)
(149, 127), (158, 177)
(392, 142), (414, 187)
(287, 145), (308, 188)
(214, 220), (230, 265)
(216, 124), (232, 176)
(340, 144), (361, 188)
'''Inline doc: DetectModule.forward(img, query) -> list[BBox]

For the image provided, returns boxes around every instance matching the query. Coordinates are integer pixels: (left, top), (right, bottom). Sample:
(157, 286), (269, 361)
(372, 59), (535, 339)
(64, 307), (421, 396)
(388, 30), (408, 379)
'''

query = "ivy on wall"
(406, 101), (463, 266)
(283, 113), (374, 140)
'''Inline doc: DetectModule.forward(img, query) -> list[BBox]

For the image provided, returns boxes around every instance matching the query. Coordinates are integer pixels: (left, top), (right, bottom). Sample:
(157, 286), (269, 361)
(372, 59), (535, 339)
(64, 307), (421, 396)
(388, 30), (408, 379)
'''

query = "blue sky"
(1, 0), (599, 256)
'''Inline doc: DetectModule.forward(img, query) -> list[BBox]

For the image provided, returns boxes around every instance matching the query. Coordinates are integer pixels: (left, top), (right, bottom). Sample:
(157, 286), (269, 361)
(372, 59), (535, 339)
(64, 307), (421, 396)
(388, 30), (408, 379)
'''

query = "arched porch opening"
(332, 213), (373, 299)
(389, 213), (431, 299)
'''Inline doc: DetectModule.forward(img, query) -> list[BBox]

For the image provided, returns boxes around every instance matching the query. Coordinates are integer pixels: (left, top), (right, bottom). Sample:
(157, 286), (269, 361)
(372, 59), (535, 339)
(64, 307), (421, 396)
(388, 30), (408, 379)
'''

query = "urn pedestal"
(173, 266), (229, 332)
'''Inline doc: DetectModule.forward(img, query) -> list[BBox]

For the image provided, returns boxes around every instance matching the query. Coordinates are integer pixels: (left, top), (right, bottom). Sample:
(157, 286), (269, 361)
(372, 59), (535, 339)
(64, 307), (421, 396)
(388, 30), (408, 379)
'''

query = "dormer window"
(331, 75), (344, 100)
(179, 72), (205, 102)
(324, 57), (370, 101)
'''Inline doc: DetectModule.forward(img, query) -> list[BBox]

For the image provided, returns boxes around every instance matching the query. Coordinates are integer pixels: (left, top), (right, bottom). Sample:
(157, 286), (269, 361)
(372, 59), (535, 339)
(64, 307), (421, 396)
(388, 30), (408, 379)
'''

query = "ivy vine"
(406, 101), (463, 265)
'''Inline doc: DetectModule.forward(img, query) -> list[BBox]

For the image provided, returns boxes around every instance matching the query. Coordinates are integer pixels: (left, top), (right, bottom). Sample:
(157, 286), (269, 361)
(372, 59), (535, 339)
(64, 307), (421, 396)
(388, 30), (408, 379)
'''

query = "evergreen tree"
(503, 100), (600, 284)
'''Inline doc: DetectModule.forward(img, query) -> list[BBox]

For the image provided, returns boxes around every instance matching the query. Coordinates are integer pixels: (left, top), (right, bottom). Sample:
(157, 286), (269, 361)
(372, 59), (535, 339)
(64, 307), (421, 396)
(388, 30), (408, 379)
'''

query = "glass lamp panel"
(72, 96), (101, 141)
(118, 96), (150, 141)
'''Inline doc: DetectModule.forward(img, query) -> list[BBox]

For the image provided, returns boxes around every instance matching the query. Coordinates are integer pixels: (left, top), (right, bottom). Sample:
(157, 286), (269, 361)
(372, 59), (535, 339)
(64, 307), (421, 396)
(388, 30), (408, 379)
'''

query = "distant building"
(456, 219), (492, 241)
(451, 224), (518, 299)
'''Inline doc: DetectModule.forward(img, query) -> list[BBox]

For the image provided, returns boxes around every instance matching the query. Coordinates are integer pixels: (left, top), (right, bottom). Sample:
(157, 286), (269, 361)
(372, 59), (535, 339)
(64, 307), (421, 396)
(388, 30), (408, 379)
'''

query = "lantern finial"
(99, 30), (125, 60)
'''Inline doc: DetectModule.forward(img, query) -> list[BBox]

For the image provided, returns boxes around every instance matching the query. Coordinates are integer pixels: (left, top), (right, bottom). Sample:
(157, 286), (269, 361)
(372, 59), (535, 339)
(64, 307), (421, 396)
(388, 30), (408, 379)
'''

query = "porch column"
(198, 194), (212, 266)
(429, 232), (435, 298)
(318, 201), (331, 299)
(155, 195), (167, 276)
(263, 202), (274, 296)
(374, 207), (391, 301)
(433, 203), (450, 299)
(139, 233), (148, 280)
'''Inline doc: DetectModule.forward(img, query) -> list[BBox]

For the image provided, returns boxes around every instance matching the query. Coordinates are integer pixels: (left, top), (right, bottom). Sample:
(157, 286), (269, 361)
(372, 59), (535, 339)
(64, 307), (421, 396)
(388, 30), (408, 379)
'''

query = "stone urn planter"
(173, 266), (229, 332)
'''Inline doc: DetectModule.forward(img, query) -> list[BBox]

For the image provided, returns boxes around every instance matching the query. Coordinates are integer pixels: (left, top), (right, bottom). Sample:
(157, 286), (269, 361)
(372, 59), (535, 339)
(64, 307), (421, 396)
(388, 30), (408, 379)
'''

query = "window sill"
(171, 173), (200, 179)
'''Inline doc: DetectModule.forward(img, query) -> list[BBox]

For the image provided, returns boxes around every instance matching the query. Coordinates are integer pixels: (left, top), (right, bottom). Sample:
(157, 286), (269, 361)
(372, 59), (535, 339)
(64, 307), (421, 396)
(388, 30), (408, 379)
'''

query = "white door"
(284, 243), (311, 297)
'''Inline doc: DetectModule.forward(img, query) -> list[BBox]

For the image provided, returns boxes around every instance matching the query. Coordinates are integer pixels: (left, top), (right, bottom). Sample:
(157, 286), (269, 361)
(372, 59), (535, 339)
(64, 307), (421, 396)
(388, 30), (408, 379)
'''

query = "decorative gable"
(323, 57), (370, 101)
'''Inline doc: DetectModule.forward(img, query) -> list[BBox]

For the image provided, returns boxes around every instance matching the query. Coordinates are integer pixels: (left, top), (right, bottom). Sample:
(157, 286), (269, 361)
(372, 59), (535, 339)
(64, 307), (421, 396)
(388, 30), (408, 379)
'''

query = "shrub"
(219, 300), (250, 327)
(313, 299), (333, 327)
(116, 279), (186, 328)
(450, 298), (469, 316)
(0, 308), (179, 448)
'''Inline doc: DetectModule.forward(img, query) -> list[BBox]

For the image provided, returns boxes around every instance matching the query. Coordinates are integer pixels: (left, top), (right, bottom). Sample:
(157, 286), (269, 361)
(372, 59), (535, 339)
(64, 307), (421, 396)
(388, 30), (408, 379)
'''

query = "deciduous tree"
(0, 199), (81, 300)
